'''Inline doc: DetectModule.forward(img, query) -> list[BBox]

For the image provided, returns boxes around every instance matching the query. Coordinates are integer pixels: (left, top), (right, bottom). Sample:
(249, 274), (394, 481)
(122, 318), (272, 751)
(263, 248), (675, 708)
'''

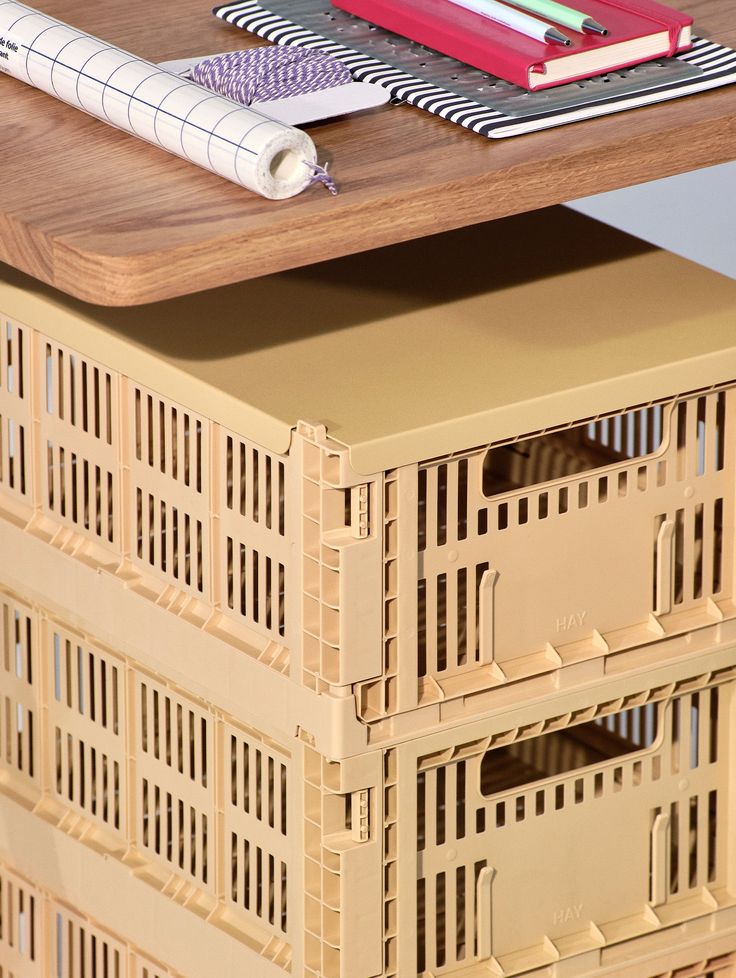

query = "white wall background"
(568, 161), (736, 280)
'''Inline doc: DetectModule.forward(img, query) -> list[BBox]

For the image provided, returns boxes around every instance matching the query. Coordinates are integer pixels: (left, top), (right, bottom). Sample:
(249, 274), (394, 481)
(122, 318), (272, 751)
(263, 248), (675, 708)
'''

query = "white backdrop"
(568, 161), (736, 280)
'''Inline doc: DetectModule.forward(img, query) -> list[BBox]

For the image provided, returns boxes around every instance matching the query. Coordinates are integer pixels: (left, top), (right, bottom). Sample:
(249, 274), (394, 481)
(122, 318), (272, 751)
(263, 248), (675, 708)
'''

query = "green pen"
(497, 0), (608, 34)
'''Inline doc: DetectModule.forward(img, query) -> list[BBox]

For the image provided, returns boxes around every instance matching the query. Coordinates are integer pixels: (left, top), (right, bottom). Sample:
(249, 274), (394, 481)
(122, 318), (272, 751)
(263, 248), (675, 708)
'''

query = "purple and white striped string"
(191, 47), (351, 194)
(192, 46), (352, 103)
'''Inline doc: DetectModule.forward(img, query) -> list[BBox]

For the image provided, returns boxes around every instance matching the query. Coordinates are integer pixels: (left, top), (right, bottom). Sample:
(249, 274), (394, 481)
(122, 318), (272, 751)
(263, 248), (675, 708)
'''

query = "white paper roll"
(0, 1), (319, 199)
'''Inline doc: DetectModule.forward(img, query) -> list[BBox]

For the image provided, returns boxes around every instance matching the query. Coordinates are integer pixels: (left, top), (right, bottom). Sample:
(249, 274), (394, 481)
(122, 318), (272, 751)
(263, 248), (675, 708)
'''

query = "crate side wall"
(389, 666), (736, 978)
(0, 434), (370, 760)
(0, 308), (301, 682)
(360, 385), (736, 733)
(0, 811), (283, 978)
(0, 577), (307, 975)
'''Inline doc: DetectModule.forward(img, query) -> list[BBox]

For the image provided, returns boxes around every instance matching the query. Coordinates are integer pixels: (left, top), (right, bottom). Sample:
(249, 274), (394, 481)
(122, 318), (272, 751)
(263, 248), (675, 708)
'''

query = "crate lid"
(2, 208), (736, 474)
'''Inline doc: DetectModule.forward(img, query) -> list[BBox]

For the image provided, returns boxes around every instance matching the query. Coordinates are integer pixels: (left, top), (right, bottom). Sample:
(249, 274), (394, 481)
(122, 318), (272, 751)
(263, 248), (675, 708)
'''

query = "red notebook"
(330, 0), (694, 90)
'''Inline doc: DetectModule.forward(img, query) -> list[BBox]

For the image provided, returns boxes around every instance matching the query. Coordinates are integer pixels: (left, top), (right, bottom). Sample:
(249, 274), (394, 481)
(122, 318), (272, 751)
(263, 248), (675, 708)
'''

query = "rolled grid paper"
(192, 47), (352, 105)
(0, 0), (319, 200)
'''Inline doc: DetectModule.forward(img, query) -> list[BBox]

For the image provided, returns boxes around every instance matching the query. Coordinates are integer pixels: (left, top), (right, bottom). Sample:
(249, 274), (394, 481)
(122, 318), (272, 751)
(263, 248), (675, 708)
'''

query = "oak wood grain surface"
(0, 0), (734, 305)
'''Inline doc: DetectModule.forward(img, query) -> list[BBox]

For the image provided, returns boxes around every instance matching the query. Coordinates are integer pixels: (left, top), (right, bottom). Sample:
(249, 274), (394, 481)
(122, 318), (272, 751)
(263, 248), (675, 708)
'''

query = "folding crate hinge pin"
(350, 788), (371, 843)
(350, 484), (370, 539)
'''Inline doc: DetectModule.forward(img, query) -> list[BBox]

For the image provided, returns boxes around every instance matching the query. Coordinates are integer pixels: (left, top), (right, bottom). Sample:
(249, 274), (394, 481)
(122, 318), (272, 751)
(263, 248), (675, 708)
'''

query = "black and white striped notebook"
(213, 0), (736, 138)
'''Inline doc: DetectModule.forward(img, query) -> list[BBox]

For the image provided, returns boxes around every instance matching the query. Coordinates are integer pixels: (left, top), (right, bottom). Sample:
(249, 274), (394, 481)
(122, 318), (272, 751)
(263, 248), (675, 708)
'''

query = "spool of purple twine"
(191, 46), (352, 105)
(190, 47), (345, 195)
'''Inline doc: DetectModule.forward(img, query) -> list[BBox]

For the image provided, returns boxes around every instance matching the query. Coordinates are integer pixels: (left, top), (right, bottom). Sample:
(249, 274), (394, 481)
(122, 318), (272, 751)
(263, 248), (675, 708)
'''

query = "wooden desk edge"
(4, 88), (736, 306)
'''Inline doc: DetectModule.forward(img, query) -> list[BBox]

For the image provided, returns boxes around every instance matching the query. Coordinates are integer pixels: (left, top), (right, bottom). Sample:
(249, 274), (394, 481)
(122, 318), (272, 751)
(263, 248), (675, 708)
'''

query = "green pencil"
(496, 0), (608, 34)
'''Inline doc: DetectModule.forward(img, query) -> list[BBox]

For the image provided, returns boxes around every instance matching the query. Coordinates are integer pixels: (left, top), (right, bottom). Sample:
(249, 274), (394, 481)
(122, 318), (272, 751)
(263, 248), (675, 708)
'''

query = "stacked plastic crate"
(0, 213), (735, 978)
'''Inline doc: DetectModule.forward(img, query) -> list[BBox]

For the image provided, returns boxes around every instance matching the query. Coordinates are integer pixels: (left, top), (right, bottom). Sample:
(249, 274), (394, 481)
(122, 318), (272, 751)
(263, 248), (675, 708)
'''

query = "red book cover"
(330, 0), (694, 89)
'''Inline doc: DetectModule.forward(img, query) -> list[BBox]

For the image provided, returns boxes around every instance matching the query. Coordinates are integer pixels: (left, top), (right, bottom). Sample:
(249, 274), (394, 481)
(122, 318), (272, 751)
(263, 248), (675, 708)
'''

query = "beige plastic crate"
(1, 210), (736, 978)
(0, 212), (735, 750)
(0, 848), (734, 978)
(0, 542), (735, 978)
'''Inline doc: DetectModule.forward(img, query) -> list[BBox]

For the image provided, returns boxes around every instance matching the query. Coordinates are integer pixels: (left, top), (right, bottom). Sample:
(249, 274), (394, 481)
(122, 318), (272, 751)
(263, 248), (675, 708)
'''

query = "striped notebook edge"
(212, 0), (736, 138)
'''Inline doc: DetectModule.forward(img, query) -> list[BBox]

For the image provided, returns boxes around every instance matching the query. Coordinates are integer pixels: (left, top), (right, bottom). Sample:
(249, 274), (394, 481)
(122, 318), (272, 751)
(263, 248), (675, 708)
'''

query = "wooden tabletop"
(1, 0), (735, 306)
